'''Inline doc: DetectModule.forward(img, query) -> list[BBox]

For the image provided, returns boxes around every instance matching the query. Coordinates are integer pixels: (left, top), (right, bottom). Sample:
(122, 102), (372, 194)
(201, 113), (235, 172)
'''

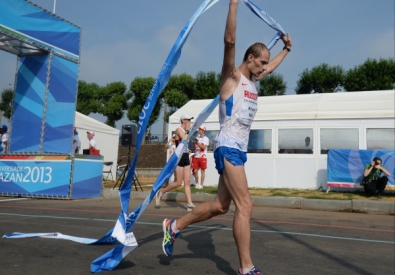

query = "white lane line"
(1, 213), (394, 245)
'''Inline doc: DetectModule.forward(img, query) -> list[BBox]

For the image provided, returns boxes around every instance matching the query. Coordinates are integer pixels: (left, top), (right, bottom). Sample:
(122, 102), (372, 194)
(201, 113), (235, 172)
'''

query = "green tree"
(194, 71), (221, 99)
(98, 82), (131, 127)
(76, 80), (100, 115)
(0, 88), (14, 119)
(127, 77), (162, 129)
(162, 71), (222, 123)
(258, 73), (286, 96)
(295, 63), (345, 94)
(344, 58), (395, 91)
(162, 73), (195, 123)
(163, 73), (195, 100)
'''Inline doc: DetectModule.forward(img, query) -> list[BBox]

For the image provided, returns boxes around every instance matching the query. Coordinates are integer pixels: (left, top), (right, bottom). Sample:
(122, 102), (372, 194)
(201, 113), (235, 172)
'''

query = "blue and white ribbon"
(2, 232), (98, 243)
(91, 0), (221, 272)
(3, 0), (287, 273)
(241, 0), (286, 35)
(90, 95), (220, 272)
(241, 0), (286, 50)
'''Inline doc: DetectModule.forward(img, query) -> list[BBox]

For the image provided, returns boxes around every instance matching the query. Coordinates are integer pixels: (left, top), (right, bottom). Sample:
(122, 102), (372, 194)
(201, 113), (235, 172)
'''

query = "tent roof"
(75, 112), (119, 136)
(170, 90), (395, 123)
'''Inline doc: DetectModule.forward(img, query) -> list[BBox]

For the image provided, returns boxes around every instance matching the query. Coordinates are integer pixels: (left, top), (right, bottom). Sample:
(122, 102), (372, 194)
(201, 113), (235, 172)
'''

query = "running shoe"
(155, 191), (162, 206)
(187, 203), (196, 211)
(162, 218), (179, 256)
(237, 266), (262, 275)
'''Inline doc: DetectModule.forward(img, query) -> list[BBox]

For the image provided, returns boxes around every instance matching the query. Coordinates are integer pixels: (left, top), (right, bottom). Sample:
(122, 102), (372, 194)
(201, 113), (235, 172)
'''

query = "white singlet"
(194, 136), (209, 158)
(177, 127), (189, 153)
(213, 74), (258, 152)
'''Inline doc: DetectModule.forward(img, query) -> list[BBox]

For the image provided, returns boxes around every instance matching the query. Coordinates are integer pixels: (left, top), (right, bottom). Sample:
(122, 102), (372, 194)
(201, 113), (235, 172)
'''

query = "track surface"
(0, 196), (394, 275)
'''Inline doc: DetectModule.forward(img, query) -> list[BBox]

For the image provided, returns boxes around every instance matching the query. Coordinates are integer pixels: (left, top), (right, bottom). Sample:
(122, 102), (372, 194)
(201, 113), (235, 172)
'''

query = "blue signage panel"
(0, 159), (72, 197)
(0, 0), (81, 61)
(327, 149), (395, 189)
(71, 157), (103, 199)
(10, 55), (49, 152)
(42, 56), (78, 153)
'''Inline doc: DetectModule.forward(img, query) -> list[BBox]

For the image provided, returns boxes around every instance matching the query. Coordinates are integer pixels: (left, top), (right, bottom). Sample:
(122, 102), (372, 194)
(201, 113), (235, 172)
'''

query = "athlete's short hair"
(243, 42), (269, 62)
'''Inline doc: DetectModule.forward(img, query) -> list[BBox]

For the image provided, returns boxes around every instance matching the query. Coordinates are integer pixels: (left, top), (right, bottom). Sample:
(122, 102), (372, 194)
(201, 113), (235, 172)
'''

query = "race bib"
(240, 89), (258, 125)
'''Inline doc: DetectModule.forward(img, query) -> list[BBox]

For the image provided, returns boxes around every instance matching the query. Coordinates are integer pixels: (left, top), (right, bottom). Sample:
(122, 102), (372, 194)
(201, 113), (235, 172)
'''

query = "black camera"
(375, 161), (380, 165)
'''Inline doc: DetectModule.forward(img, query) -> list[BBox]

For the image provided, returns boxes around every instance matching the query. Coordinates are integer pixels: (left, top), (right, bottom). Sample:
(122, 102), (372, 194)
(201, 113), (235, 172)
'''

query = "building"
(168, 90), (394, 190)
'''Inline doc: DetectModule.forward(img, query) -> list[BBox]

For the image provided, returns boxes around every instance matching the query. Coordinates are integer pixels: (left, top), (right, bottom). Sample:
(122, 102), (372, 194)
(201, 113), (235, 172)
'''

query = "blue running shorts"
(214, 146), (247, 175)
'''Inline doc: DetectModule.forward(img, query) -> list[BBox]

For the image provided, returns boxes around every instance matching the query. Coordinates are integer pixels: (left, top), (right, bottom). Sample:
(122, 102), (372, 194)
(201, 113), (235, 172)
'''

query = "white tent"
(74, 112), (119, 179)
(169, 90), (395, 123)
(168, 90), (395, 190)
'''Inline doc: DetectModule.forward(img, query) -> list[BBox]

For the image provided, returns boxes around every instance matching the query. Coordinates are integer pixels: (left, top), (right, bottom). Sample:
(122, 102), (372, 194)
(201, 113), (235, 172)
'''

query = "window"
(320, 128), (359, 154)
(367, 128), (395, 149)
(247, 129), (272, 153)
(278, 129), (313, 154)
(205, 130), (218, 151)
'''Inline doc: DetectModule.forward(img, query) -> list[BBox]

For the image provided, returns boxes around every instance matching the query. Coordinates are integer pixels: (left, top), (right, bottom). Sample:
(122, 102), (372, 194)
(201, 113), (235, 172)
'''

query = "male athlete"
(162, 1), (292, 274)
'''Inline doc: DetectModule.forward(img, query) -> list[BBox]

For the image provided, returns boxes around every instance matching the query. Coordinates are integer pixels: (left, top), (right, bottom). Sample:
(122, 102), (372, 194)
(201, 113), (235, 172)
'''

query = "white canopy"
(170, 90), (395, 123)
(74, 112), (119, 177)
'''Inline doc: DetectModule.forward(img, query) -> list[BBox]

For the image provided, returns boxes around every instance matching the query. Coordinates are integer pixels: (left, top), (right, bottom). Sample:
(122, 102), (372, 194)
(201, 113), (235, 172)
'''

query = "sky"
(0, 0), (394, 135)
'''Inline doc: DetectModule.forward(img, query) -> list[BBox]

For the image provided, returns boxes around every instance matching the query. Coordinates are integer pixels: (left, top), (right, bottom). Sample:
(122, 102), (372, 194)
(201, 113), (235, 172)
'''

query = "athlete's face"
(248, 50), (270, 78)
(182, 119), (191, 128)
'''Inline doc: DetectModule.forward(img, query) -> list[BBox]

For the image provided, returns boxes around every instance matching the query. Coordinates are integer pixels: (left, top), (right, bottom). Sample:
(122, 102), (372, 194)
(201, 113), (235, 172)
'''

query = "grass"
(103, 178), (395, 202)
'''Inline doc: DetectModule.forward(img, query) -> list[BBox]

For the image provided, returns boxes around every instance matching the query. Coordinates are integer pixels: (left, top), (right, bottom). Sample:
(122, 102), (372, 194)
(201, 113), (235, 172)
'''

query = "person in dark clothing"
(363, 157), (391, 198)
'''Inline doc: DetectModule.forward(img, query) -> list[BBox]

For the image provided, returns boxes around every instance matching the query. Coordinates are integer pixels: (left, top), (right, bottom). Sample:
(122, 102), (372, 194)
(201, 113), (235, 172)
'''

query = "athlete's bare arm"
(256, 33), (292, 80)
(220, 0), (240, 101)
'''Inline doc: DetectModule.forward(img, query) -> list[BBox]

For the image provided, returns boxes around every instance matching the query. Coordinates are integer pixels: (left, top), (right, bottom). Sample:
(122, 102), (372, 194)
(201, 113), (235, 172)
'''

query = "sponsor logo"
(242, 83), (248, 86)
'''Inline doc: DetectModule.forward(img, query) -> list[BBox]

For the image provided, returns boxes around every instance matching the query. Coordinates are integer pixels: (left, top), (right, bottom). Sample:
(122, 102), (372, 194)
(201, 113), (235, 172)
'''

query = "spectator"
(191, 126), (209, 189)
(163, 134), (177, 187)
(299, 136), (313, 154)
(0, 125), (8, 153)
(363, 157), (391, 198)
(145, 131), (149, 144)
(87, 131), (96, 149)
(166, 134), (177, 156)
(155, 113), (196, 211)
(147, 130), (152, 144)
(72, 127), (81, 154)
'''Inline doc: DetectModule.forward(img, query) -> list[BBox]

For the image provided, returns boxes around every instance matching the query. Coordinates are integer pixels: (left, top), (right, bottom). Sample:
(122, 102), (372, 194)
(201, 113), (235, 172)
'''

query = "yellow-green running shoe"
(162, 218), (179, 256)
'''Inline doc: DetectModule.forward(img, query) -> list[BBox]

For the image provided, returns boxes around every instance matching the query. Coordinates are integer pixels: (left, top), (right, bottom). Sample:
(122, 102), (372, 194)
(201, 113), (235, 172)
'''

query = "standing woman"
(165, 134), (177, 156)
(163, 134), (177, 187)
(87, 131), (96, 149)
(156, 114), (196, 211)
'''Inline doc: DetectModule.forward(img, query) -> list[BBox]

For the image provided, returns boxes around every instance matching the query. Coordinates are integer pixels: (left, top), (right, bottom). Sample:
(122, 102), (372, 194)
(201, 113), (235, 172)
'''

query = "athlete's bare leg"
(221, 160), (253, 269)
(182, 165), (193, 205)
(176, 159), (253, 268)
(160, 166), (183, 195)
(176, 174), (231, 228)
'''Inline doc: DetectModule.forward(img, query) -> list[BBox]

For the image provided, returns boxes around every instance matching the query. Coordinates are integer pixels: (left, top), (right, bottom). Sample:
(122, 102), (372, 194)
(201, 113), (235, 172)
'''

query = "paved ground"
(0, 196), (394, 275)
